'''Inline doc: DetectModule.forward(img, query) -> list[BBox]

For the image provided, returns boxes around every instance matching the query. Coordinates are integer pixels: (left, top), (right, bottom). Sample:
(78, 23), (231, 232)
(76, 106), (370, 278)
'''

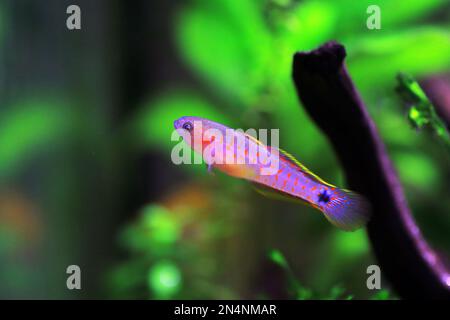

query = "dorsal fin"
(241, 131), (335, 188)
(274, 147), (335, 187)
(243, 132), (264, 147)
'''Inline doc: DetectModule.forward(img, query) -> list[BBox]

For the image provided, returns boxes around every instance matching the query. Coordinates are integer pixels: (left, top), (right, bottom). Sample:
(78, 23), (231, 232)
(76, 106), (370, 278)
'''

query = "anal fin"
(251, 182), (317, 208)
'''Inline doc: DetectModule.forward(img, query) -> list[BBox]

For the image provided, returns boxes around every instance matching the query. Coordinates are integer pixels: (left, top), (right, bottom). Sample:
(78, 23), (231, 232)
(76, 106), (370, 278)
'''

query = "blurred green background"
(0, 0), (449, 299)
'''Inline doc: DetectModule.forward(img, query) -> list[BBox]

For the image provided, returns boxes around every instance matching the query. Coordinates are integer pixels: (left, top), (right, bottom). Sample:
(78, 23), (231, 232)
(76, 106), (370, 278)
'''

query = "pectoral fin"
(206, 163), (215, 175)
(228, 164), (257, 179)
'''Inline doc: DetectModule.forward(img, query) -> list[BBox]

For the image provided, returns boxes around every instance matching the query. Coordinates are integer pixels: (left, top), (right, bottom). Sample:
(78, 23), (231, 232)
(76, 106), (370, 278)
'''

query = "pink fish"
(174, 116), (371, 231)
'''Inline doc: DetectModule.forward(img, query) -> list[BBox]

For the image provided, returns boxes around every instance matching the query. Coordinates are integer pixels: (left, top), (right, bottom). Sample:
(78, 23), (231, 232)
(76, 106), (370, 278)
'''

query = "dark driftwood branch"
(292, 41), (450, 299)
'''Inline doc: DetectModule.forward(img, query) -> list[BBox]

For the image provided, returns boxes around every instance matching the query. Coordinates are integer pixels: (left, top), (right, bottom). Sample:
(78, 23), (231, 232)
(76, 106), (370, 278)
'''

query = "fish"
(173, 116), (371, 231)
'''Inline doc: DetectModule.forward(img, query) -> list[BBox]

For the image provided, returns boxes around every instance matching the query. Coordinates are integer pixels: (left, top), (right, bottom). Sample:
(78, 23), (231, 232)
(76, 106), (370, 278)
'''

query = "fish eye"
(182, 122), (193, 132)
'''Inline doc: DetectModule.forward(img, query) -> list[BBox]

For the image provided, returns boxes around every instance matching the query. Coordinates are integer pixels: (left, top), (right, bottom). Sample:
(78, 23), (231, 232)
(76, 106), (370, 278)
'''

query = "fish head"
(174, 116), (228, 154)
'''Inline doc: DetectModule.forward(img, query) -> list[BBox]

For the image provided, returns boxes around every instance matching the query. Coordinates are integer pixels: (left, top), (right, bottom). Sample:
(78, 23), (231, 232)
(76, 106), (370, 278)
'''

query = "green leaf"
(333, 229), (369, 257)
(371, 289), (391, 300)
(327, 285), (346, 300)
(148, 260), (182, 299)
(175, 0), (271, 104)
(297, 287), (313, 300)
(396, 74), (450, 150)
(393, 152), (440, 189)
(348, 28), (450, 91)
(119, 205), (181, 255)
(276, 0), (337, 51)
(331, 0), (447, 35)
(374, 0), (447, 28)
(268, 249), (289, 269)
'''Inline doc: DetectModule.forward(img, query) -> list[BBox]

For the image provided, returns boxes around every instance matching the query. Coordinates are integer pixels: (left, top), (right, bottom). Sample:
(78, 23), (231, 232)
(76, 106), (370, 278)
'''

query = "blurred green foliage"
(0, 99), (76, 178)
(148, 260), (182, 299)
(268, 248), (365, 299)
(107, 200), (238, 299)
(118, 205), (182, 259)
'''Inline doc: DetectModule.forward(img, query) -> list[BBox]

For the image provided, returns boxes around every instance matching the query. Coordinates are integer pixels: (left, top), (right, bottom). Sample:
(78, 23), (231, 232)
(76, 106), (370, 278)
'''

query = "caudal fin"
(320, 189), (371, 231)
